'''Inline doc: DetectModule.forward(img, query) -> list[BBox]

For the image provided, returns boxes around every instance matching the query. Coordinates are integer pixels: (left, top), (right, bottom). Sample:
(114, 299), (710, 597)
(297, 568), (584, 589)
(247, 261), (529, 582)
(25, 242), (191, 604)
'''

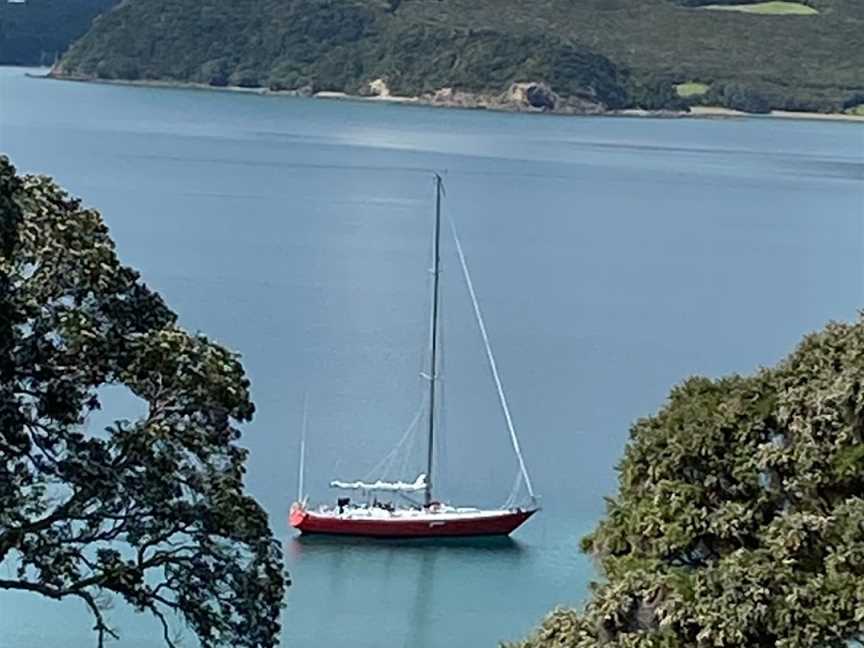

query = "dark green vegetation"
(55, 0), (864, 113)
(508, 318), (864, 647)
(0, 157), (286, 648)
(0, 0), (118, 66)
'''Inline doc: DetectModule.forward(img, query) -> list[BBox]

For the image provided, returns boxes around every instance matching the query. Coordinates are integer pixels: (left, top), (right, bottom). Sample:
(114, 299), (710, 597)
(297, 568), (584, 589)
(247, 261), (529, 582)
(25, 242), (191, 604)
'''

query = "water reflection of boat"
(292, 533), (526, 553)
(285, 532), (529, 647)
(290, 175), (539, 539)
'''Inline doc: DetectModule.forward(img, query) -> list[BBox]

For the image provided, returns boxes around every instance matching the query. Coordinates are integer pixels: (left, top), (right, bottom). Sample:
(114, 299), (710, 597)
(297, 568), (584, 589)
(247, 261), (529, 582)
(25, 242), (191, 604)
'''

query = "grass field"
(676, 81), (710, 97)
(700, 2), (819, 14)
(846, 104), (864, 116)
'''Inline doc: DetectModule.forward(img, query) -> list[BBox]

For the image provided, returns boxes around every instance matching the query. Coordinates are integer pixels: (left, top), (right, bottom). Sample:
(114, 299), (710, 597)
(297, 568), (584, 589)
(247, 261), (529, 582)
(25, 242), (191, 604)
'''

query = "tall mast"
(425, 174), (443, 507)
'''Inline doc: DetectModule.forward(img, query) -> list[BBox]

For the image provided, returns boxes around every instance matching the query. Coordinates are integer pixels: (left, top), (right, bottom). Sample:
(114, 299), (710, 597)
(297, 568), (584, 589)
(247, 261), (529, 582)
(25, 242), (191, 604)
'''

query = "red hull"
(290, 508), (537, 538)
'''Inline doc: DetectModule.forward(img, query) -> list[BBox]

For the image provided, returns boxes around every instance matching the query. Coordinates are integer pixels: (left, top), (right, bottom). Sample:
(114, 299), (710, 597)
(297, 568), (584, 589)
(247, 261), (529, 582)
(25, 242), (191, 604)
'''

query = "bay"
(0, 67), (862, 648)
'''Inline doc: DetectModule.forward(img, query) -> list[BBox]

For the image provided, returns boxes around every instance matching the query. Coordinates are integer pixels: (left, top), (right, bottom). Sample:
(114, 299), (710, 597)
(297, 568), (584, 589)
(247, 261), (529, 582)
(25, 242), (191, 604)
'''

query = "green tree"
(707, 81), (772, 114)
(0, 156), (286, 648)
(0, 0), (118, 66)
(510, 318), (864, 647)
(627, 77), (688, 112)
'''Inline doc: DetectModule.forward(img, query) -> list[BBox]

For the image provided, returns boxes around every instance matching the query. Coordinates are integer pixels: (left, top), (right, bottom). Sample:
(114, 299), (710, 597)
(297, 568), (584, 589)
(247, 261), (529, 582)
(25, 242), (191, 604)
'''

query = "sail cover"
(330, 474), (427, 493)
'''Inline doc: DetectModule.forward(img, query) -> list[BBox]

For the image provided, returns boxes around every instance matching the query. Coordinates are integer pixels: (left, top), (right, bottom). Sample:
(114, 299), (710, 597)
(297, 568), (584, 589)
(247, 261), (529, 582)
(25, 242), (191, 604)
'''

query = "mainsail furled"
(329, 474), (427, 493)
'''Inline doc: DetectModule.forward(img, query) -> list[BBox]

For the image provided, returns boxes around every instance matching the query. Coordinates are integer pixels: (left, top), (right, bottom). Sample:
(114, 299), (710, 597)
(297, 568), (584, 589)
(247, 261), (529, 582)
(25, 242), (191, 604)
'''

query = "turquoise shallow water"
(0, 67), (862, 648)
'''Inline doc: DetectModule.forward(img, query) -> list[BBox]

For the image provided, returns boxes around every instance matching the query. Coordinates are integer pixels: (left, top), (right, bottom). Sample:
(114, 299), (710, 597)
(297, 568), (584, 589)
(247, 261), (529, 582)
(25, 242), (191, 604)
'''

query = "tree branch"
(0, 579), (118, 647)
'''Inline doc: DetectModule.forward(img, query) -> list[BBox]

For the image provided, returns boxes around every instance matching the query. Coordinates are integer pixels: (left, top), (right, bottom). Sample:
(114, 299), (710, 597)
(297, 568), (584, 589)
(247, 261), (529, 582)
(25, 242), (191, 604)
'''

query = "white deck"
(310, 504), (519, 522)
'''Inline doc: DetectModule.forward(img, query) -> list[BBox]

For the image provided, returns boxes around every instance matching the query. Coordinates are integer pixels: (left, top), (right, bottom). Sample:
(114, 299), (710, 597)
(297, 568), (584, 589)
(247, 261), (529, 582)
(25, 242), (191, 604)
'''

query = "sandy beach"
(28, 71), (864, 124)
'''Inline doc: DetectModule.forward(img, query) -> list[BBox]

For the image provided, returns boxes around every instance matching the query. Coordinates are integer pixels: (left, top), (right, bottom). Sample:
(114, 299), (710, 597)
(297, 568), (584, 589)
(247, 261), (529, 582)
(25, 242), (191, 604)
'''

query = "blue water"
(1, 67), (862, 648)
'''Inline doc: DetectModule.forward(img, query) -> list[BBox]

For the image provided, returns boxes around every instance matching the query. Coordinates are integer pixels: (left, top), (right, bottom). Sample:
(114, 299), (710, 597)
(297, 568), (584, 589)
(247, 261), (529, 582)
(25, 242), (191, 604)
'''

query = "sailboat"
(290, 175), (539, 538)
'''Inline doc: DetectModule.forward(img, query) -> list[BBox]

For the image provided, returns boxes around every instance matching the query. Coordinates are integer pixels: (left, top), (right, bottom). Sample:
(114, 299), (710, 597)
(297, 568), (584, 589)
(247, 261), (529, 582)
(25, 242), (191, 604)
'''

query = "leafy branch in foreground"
(0, 156), (286, 647)
(508, 318), (864, 647)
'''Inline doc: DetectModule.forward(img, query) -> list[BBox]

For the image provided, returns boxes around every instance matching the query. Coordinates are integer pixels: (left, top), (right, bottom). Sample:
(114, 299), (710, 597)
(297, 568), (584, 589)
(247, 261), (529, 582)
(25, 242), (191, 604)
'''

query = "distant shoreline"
(27, 71), (864, 124)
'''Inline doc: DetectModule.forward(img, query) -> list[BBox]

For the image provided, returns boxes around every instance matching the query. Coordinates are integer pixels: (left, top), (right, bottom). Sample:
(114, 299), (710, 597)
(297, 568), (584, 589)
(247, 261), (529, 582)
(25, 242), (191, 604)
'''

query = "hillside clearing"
(700, 2), (819, 14)
(676, 81), (709, 97)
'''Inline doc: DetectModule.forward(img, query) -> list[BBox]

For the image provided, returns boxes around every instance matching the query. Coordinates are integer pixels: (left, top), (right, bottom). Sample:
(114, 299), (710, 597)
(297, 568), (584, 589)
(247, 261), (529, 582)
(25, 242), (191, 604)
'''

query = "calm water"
(1, 67), (862, 648)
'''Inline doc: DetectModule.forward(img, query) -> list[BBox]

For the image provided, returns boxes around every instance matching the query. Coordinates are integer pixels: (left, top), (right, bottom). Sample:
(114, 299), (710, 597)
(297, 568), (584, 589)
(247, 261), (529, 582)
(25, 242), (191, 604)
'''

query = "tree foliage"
(509, 318), (864, 647)
(0, 0), (118, 66)
(0, 156), (286, 648)
(705, 81), (772, 113)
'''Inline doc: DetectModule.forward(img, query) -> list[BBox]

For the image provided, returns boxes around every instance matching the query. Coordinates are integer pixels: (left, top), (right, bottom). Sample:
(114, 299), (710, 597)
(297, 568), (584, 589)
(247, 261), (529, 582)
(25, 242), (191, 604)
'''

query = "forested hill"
(55, 0), (864, 114)
(0, 0), (118, 66)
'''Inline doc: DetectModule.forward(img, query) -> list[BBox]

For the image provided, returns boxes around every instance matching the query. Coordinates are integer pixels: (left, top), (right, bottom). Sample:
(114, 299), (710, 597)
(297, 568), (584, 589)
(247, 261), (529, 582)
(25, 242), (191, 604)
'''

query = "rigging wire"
(318, 170), (538, 508)
(446, 209), (537, 501)
(361, 398), (425, 482)
(358, 184), (442, 488)
(504, 470), (524, 510)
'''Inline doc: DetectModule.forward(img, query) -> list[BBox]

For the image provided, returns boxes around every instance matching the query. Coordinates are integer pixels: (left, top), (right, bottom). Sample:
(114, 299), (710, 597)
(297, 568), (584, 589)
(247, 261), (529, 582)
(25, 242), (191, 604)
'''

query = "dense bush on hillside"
(0, 0), (117, 65)
(705, 82), (773, 113)
(54, 0), (864, 114)
(57, 0), (637, 110)
(508, 318), (864, 647)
